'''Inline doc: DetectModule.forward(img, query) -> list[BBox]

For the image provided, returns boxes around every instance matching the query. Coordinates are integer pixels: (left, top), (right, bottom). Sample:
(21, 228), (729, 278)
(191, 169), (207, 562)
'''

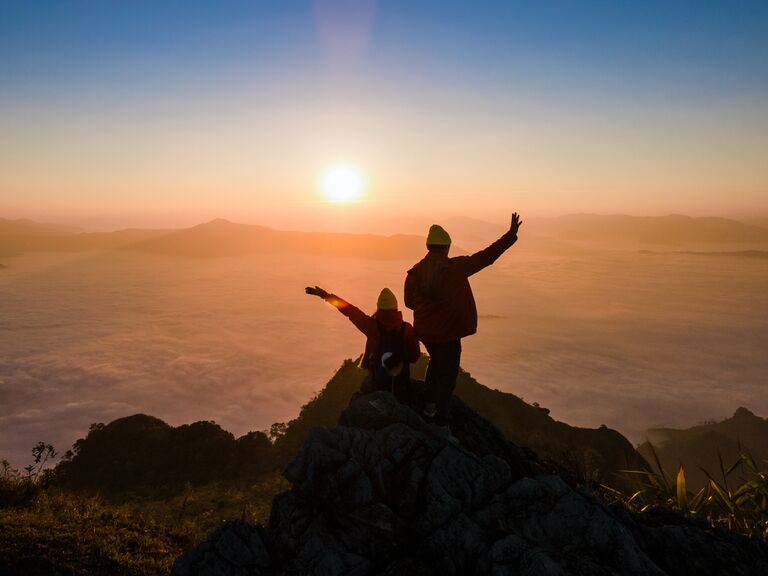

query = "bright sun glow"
(320, 164), (366, 203)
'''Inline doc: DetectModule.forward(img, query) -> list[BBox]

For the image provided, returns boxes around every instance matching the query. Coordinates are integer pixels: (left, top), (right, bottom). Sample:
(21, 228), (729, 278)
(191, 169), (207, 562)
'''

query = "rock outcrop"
(271, 359), (649, 490)
(173, 392), (768, 576)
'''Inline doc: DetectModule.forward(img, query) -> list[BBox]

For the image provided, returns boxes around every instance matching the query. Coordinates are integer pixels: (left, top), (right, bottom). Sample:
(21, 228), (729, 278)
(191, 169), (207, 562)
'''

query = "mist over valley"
(2, 215), (767, 469)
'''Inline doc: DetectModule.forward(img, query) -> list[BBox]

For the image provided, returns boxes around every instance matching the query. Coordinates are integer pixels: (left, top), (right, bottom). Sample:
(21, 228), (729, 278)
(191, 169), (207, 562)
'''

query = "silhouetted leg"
(423, 345), (439, 420)
(360, 375), (375, 394)
(425, 340), (462, 426)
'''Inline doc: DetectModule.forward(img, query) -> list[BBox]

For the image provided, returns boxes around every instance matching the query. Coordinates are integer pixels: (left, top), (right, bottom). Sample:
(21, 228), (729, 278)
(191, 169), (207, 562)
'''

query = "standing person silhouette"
(404, 213), (523, 429)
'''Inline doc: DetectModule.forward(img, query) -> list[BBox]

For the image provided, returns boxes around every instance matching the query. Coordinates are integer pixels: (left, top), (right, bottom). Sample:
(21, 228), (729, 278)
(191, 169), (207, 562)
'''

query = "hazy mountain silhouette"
(0, 226), (170, 257)
(638, 249), (768, 259)
(4, 214), (766, 261)
(407, 213), (768, 248)
(531, 213), (768, 246)
(0, 218), (80, 257)
(0, 218), (434, 260)
(746, 217), (768, 229)
(0, 218), (79, 236)
(124, 218), (433, 259)
(639, 407), (768, 490)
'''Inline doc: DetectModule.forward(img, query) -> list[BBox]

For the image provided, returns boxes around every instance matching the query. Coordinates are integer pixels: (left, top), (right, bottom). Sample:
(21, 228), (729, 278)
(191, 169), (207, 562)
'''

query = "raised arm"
(453, 213), (522, 277)
(305, 286), (376, 336)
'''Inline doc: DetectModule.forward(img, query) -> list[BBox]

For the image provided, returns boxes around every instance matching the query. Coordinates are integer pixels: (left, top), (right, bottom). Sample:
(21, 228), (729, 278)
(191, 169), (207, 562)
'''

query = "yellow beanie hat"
(426, 224), (451, 246)
(376, 287), (398, 311)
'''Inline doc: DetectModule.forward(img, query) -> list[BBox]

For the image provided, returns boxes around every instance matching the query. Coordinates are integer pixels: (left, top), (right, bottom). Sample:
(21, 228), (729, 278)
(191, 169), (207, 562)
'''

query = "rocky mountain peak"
(173, 392), (768, 576)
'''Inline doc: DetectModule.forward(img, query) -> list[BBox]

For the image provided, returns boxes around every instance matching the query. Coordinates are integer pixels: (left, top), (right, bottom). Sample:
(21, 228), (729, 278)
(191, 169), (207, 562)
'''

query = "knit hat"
(426, 224), (451, 246)
(376, 287), (398, 311)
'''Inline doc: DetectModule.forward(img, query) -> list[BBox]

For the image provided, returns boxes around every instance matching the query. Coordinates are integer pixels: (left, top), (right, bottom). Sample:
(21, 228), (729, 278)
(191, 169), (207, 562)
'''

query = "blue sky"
(3, 1), (766, 92)
(1, 1), (767, 227)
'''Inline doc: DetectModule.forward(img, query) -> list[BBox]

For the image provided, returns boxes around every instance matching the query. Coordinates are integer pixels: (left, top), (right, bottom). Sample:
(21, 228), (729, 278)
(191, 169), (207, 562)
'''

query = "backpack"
(371, 321), (411, 395)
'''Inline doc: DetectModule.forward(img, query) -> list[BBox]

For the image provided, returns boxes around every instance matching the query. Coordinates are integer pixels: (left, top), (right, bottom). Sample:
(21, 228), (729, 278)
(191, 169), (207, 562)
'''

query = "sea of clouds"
(1, 249), (767, 469)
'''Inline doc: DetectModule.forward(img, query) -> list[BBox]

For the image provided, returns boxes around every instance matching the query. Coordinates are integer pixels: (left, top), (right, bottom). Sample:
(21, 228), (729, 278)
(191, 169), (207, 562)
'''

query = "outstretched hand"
(510, 212), (523, 235)
(305, 286), (329, 299)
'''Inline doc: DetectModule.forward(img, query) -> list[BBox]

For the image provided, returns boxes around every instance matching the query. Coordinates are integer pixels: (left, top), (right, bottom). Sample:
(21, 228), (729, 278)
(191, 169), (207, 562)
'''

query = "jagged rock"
(172, 520), (271, 576)
(175, 391), (768, 576)
(270, 358), (649, 489)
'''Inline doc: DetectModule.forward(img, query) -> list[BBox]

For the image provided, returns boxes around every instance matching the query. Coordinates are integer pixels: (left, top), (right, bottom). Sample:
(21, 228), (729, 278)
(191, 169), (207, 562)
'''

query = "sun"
(320, 164), (366, 203)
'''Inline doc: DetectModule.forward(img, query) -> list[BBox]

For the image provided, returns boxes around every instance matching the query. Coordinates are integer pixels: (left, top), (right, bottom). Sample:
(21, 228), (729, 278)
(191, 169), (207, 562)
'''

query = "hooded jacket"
(404, 230), (517, 343)
(324, 294), (420, 372)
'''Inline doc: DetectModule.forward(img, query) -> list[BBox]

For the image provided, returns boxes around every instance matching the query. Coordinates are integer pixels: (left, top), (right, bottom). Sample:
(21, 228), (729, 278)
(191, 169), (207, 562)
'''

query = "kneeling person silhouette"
(305, 286), (421, 405)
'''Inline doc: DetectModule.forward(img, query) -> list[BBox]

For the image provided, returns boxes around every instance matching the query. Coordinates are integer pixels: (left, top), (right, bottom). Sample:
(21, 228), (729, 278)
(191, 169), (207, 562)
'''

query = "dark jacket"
(404, 231), (517, 343)
(324, 294), (421, 372)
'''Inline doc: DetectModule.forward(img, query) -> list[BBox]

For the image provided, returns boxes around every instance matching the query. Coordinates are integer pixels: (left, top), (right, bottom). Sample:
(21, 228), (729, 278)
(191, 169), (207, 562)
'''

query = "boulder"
(174, 392), (768, 576)
(172, 520), (271, 576)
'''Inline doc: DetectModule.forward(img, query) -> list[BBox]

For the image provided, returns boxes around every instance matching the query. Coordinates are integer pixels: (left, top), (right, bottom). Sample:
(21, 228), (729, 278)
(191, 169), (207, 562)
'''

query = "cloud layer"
(1, 249), (767, 468)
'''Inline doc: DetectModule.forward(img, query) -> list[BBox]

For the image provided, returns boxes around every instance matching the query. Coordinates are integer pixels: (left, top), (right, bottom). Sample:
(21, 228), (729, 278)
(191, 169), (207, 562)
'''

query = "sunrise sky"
(2, 1), (767, 230)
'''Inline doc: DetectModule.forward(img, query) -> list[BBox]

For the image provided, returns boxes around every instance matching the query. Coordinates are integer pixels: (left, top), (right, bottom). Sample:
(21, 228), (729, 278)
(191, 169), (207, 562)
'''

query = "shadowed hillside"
(639, 407), (768, 490)
(55, 415), (274, 496)
(6, 362), (767, 575)
(53, 358), (648, 496)
(271, 357), (648, 488)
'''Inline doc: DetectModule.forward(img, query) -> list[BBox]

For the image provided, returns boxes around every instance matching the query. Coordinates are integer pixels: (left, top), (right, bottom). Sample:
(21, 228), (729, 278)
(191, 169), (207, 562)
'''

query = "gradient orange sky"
(2, 1), (767, 230)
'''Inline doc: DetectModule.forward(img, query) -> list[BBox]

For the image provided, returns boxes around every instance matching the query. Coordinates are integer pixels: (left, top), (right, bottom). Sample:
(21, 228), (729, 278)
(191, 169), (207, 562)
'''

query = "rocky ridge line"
(173, 392), (768, 576)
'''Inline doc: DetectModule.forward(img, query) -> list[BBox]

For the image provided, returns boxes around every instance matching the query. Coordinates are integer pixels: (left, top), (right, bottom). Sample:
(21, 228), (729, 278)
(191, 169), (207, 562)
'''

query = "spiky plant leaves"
(676, 465), (688, 510)
(646, 442), (671, 493)
(688, 486), (709, 514)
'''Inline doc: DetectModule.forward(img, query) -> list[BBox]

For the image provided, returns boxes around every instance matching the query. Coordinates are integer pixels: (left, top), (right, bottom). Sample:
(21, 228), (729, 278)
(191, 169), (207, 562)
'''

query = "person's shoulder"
(407, 254), (429, 273)
(447, 254), (471, 268)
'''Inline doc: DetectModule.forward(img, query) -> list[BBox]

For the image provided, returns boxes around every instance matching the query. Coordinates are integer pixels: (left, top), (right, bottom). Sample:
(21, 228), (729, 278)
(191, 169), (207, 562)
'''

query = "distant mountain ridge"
(639, 407), (768, 490)
(746, 217), (768, 230)
(531, 213), (768, 246)
(0, 228), (171, 257)
(0, 218), (79, 236)
(4, 213), (767, 261)
(0, 218), (433, 260)
(125, 218), (431, 260)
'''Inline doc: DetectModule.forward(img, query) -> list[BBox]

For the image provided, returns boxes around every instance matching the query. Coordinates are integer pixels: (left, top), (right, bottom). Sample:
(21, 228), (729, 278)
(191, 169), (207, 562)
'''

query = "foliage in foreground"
(603, 446), (768, 541)
(0, 490), (183, 576)
(1, 455), (287, 576)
